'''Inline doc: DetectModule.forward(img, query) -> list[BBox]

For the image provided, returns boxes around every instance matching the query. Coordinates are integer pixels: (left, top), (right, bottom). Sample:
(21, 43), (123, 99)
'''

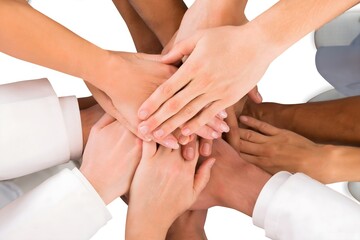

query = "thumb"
(161, 31), (203, 64)
(193, 158), (216, 197)
(142, 141), (157, 160)
(247, 86), (262, 104)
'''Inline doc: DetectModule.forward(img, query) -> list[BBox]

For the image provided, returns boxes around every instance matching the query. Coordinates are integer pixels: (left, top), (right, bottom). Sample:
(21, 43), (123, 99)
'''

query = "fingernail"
(186, 147), (195, 160)
(165, 139), (179, 149)
(211, 131), (220, 139)
(257, 92), (263, 102)
(153, 129), (165, 139)
(182, 128), (191, 136)
(202, 143), (211, 156)
(219, 110), (227, 119)
(139, 125), (149, 135)
(240, 116), (248, 122)
(138, 110), (148, 120)
(220, 123), (230, 132)
(179, 135), (189, 145)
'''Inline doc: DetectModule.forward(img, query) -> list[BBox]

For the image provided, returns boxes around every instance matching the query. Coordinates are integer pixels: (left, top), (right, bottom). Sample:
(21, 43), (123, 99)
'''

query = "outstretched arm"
(112, 0), (163, 53)
(240, 96), (360, 146)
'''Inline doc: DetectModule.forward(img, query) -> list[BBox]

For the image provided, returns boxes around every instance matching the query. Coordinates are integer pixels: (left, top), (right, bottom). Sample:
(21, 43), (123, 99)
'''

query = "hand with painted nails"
(126, 141), (215, 240)
(137, 23), (273, 144)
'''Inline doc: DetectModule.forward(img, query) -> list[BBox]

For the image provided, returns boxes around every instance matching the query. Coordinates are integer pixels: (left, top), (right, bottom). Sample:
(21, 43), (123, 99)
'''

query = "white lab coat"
(253, 172), (360, 239)
(0, 79), (111, 240)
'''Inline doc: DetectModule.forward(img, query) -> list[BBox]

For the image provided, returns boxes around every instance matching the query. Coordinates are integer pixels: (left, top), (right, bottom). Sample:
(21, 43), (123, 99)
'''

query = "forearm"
(243, 97), (360, 146)
(326, 145), (360, 182)
(251, 0), (359, 58)
(112, 0), (163, 53)
(220, 163), (271, 217)
(0, 0), (107, 85)
(128, 0), (187, 45)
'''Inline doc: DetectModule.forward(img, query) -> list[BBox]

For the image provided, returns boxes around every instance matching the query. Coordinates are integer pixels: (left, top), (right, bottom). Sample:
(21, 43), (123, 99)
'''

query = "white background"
(0, 0), (359, 239)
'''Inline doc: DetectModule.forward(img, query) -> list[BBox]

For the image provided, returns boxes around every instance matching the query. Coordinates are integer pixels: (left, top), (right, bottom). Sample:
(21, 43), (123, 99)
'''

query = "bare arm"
(0, 0), (106, 84)
(128, 0), (187, 46)
(112, 0), (163, 53)
(241, 96), (360, 146)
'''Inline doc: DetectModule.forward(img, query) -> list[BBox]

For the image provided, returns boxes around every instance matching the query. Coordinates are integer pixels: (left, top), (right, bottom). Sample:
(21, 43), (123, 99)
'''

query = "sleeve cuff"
(58, 96), (83, 161)
(252, 171), (291, 229)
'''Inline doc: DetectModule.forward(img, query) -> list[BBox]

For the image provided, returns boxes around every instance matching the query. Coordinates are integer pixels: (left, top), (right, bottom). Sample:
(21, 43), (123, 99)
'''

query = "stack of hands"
(1, 0), (359, 238)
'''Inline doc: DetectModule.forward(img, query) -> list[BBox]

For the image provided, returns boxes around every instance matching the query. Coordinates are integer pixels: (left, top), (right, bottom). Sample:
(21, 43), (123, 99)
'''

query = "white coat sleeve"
(0, 79), (83, 180)
(253, 172), (360, 240)
(0, 168), (112, 240)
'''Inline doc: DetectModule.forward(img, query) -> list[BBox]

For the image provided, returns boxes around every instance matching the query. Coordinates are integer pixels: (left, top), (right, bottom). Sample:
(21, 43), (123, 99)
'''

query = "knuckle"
(244, 130), (253, 141)
(166, 99), (180, 112)
(159, 84), (173, 96)
(184, 106), (194, 116)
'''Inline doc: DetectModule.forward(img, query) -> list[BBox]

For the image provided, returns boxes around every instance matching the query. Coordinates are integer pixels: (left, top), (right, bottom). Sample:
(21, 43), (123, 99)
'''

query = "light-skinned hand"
(126, 140), (215, 240)
(137, 23), (273, 143)
(86, 51), (183, 149)
(80, 114), (141, 205)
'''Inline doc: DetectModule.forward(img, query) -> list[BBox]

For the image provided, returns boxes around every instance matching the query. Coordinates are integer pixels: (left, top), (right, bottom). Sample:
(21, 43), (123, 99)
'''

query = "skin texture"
(112, 0), (163, 54)
(239, 96), (360, 146)
(115, 0), (231, 157)
(166, 210), (208, 240)
(80, 114), (142, 205)
(126, 141), (215, 240)
(80, 103), (105, 148)
(237, 116), (360, 184)
(137, 0), (359, 142)
(192, 139), (271, 217)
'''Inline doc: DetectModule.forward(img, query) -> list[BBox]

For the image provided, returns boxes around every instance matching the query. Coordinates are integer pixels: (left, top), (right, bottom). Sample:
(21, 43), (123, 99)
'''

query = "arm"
(127, 0), (187, 46)
(0, 169), (111, 240)
(0, 0), (180, 146)
(0, 114), (142, 239)
(112, 0), (163, 53)
(137, 0), (359, 141)
(240, 96), (360, 146)
(237, 116), (360, 183)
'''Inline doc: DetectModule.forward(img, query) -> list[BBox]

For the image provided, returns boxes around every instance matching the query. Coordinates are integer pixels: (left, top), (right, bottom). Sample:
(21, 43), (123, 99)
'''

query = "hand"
(192, 139), (271, 217)
(126, 141), (215, 239)
(237, 116), (331, 182)
(166, 210), (208, 240)
(137, 23), (274, 142)
(86, 51), (181, 149)
(80, 114), (142, 205)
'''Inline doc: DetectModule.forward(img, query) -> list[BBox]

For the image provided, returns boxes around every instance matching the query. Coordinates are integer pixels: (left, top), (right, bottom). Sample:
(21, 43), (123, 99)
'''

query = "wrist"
(325, 145), (360, 183)
(217, 163), (271, 216)
(198, 0), (248, 25)
(80, 48), (112, 88)
(126, 208), (170, 240)
(79, 167), (114, 205)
